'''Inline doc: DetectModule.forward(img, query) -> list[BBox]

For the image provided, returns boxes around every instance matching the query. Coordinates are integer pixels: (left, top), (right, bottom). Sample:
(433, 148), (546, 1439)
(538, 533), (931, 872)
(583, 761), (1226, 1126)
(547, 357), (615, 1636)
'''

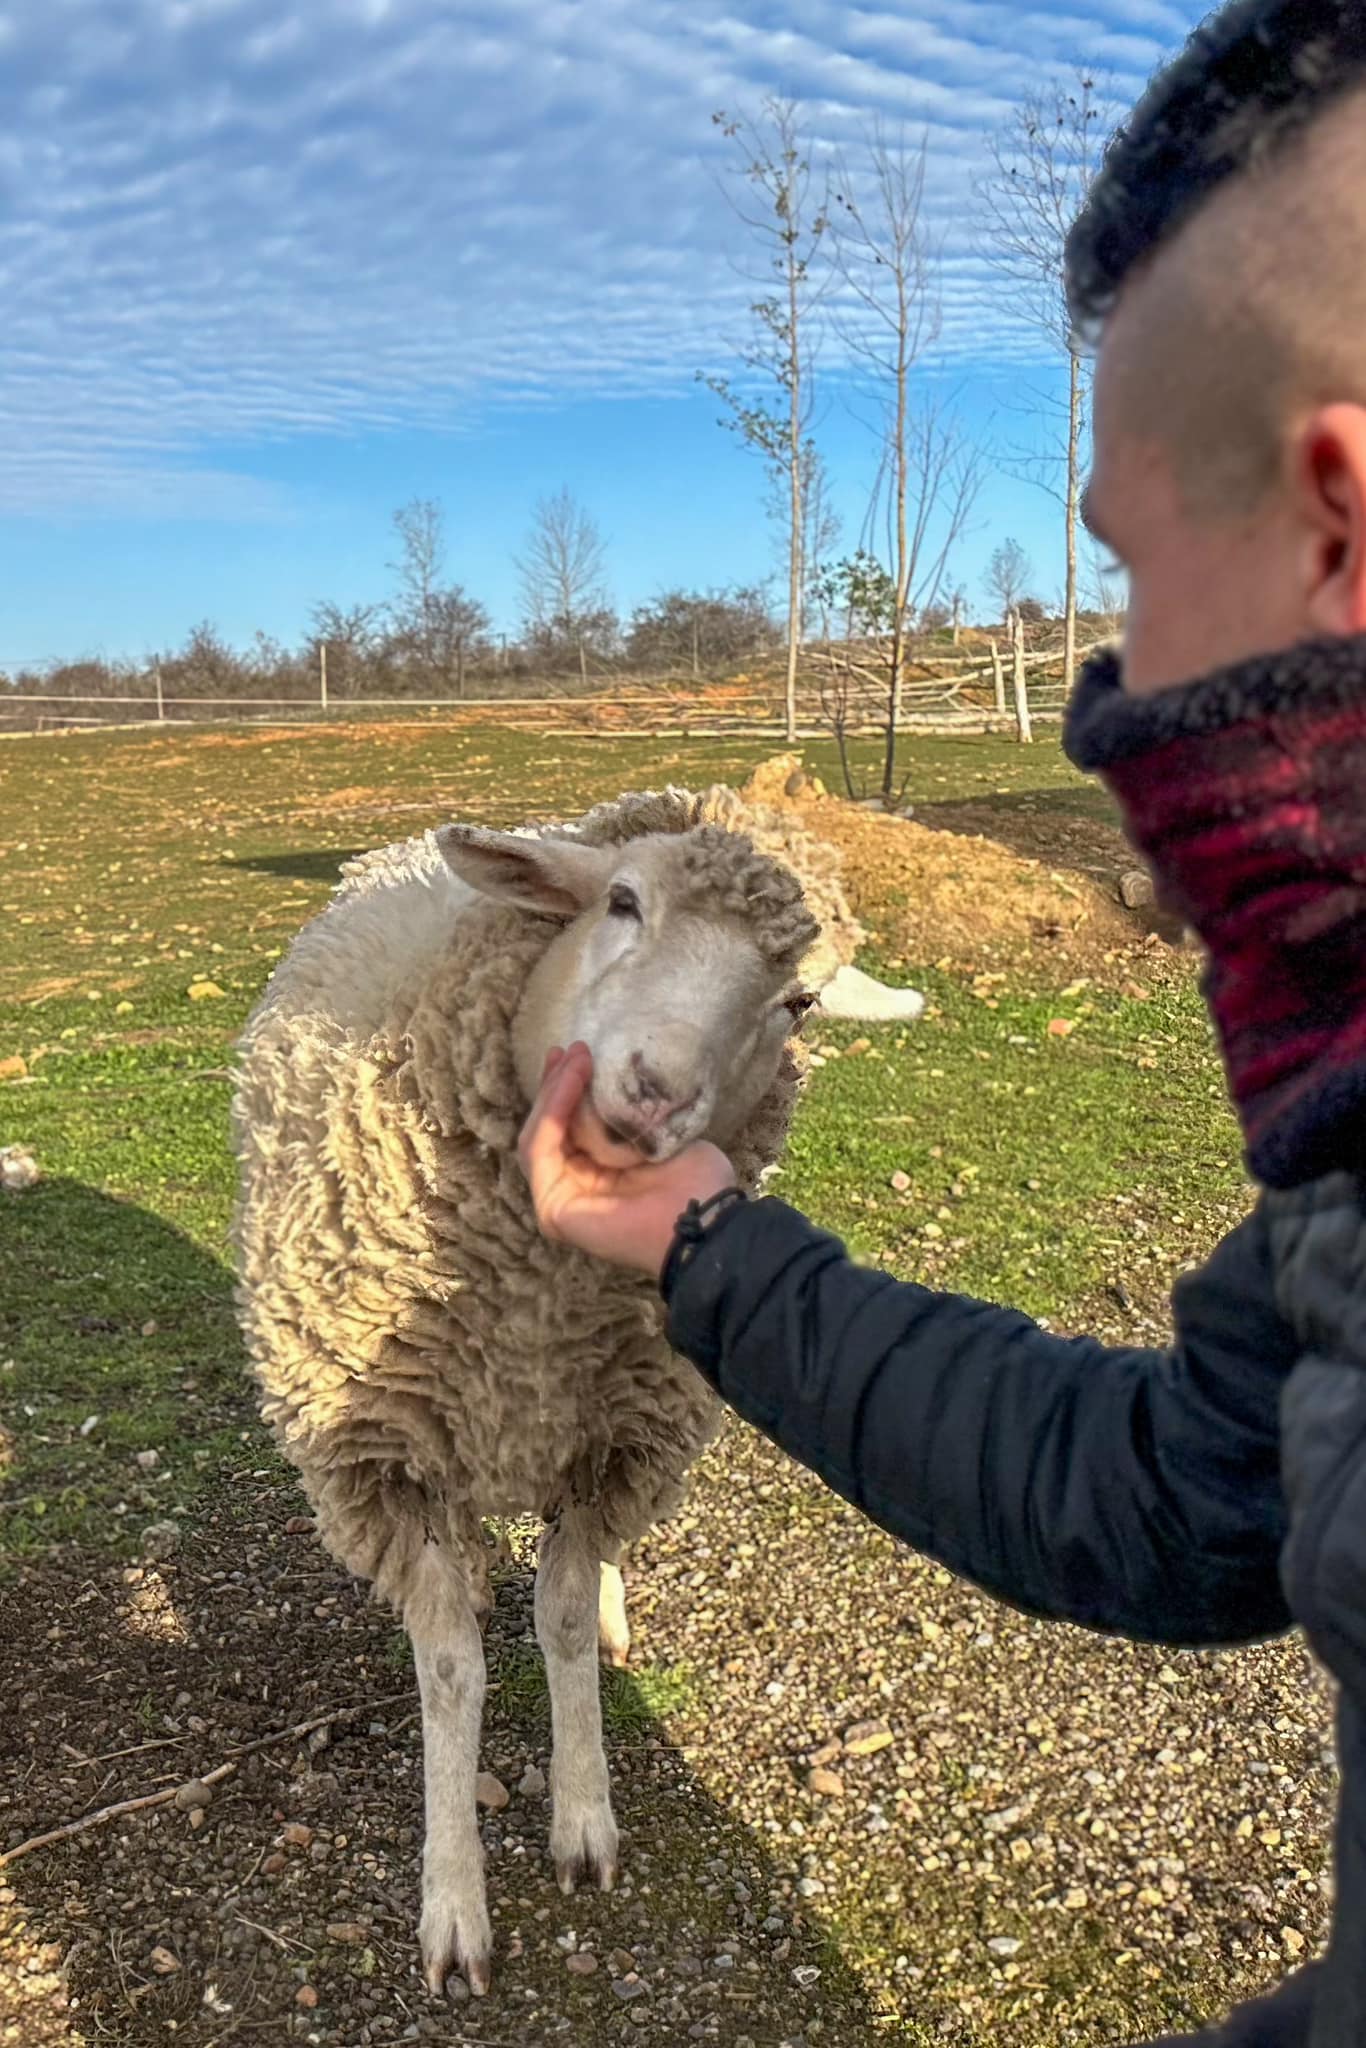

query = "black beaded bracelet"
(658, 1186), (749, 1298)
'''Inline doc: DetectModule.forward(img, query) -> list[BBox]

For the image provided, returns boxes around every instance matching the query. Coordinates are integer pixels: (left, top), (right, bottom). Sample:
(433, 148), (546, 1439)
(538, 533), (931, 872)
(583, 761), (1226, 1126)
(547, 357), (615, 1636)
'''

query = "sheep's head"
(436, 821), (818, 1164)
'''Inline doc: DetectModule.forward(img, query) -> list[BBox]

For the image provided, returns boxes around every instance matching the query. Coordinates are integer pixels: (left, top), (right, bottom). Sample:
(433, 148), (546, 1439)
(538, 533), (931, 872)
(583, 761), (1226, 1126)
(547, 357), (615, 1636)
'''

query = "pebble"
(262, 1851), (287, 1876)
(134, 1449), (160, 1471)
(987, 1937), (1022, 1959)
(1119, 868), (1156, 909)
(296, 1985), (318, 2010)
(173, 1779), (213, 1811)
(889, 1170), (911, 1193)
(842, 1718), (893, 1758)
(806, 1767), (844, 1799)
(612, 1977), (647, 2000)
(565, 1952), (598, 1976)
(518, 1765), (546, 1798)
(141, 1519), (181, 1559)
(326, 1922), (368, 1945)
(609, 1949), (637, 1977)
(282, 1823), (314, 1848)
(476, 1773), (509, 1811)
(149, 1946), (180, 1975)
(792, 1965), (821, 1990)
(284, 1516), (315, 1536)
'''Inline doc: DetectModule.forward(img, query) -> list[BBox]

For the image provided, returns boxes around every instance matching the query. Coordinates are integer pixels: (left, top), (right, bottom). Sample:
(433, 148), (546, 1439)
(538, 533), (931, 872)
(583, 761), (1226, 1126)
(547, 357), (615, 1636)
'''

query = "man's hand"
(518, 1043), (737, 1279)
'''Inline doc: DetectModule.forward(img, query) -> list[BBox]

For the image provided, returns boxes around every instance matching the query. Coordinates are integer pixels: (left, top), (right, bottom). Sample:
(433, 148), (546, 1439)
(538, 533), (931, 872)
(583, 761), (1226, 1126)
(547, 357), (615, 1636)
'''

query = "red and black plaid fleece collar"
(1065, 635), (1366, 1190)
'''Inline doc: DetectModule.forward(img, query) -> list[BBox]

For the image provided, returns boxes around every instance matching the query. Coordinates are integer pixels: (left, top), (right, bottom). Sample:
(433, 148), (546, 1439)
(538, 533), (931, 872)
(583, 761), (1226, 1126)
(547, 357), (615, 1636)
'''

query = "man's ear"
(434, 826), (612, 919)
(1297, 403), (1366, 636)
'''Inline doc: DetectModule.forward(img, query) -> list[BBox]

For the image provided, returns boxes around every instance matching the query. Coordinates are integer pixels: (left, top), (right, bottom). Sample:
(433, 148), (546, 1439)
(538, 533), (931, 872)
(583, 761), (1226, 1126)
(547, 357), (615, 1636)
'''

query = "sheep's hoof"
(420, 1896), (492, 2001)
(599, 1639), (631, 1670)
(552, 1797), (620, 1895)
(556, 1849), (619, 1895)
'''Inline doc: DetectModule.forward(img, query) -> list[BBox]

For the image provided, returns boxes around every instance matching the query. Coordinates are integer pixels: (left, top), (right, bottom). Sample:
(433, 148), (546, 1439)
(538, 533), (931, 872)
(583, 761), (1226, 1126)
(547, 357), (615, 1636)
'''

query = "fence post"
(990, 639), (1005, 716)
(154, 660), (165, 722)
(1011, 610), (1032, 744)
(319, 642), (328, 714)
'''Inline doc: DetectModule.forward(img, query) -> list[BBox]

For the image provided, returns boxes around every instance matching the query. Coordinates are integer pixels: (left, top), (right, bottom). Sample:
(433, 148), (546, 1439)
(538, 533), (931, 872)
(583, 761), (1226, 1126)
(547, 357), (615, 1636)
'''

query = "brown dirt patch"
(19, 979), (80, 1006)
(790, 794), (1187, 988)
(184, 729), (304, 751)
(0, 1483), (881, 2048)
(916, 790), (1137, 891)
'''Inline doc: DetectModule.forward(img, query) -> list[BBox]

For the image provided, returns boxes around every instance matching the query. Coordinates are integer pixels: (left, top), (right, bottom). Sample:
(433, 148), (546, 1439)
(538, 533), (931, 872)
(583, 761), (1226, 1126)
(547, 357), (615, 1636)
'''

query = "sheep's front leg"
(537, 1511), (620, 1893)
(406, 1544), (492, 1998)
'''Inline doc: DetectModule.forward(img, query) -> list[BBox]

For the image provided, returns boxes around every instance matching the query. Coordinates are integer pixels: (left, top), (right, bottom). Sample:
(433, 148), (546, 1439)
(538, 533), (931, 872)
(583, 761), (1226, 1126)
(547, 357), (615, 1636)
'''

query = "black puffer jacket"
(664, 1172), (1366, 2046)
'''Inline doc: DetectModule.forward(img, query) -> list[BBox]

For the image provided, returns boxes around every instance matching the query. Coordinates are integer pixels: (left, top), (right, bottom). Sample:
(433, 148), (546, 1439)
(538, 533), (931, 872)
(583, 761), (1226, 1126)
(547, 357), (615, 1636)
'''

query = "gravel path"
(0, 1376), (1335, 2047)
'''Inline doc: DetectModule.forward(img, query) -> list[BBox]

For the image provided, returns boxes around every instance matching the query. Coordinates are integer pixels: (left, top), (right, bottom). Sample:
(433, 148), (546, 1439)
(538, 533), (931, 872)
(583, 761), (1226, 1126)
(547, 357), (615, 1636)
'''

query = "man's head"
(1066, 1), (1366, 694)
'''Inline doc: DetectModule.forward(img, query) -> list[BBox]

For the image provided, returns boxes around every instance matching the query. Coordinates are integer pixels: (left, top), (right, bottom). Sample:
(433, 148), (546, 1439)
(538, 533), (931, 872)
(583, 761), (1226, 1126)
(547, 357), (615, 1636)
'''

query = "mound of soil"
(742, 757), (1190, 990)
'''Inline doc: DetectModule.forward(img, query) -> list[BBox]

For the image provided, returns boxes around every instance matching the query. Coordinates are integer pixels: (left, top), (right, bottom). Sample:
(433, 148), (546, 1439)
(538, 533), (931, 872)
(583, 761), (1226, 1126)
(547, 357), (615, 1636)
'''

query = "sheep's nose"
(629, 1053), (670, 1106)
(627, 1052), (698, 1122)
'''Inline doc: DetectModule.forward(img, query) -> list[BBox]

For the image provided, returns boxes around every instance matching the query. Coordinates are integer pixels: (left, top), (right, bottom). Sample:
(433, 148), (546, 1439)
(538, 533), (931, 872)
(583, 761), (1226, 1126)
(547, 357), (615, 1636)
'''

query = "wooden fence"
(0, 629), (1098, 742)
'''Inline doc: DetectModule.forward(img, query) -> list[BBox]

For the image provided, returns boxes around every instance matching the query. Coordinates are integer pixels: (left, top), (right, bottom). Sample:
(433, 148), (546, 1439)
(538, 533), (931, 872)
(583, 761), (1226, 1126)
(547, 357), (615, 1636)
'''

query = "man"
(519, 3), (1366, 2040)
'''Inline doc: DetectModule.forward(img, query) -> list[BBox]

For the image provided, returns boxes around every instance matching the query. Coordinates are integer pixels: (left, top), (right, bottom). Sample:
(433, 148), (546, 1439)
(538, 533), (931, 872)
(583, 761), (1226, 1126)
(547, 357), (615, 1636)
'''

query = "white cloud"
(0, 0), (1182, 515)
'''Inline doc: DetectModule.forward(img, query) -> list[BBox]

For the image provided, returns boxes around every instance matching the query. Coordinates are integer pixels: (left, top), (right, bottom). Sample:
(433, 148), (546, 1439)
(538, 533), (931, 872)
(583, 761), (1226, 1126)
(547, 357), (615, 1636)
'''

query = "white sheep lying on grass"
(231, 784), (922, 2000)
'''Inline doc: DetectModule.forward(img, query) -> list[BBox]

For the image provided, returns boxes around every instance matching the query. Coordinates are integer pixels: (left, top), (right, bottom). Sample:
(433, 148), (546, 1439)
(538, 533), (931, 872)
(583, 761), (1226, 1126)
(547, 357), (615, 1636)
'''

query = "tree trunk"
(785, 246), (802, 747)
(319, 642), (328, 714)
(1064, 349), (1081, 696)
(691, 619), (700, 680)
(456, 641), (465, 699)
(882, 336), (910, 801)
(990, 638), (1005, 714)
(578, 636), (588, 690)
(1012, 609), (1032, 744)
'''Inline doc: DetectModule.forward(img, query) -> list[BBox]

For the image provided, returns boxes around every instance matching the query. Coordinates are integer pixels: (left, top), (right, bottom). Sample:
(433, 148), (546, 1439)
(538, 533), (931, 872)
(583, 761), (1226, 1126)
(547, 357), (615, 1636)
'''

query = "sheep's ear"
(434, 825), (611, 919)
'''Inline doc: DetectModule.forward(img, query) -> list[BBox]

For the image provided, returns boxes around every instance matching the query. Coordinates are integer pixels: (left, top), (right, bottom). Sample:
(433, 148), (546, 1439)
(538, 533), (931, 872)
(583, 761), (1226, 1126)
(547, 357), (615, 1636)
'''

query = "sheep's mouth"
(571, 1095), (655, 1169)
(572, 1092), (698, 1169)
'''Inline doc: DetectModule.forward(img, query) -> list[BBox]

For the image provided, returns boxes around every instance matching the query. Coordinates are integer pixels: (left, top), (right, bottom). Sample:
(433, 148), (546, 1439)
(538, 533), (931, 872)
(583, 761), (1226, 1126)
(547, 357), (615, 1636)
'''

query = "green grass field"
(0, 719), (1241, 1560)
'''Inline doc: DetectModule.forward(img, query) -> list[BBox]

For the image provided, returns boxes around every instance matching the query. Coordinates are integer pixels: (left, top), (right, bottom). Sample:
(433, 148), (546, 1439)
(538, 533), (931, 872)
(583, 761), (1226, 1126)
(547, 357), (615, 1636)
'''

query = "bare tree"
(391, 499), (444, 629)
(986, 537), (1033, 623)
(977, 74), (1113, 694)
(705, 99), (829, 744)
(517, 487), (612, 684)
(311, 600), (383, 699)
(785, 442), (840, 629)
(842, 397), (985, 796)
(388, 500), (491, 696)
(1084, 545), (1128, 638)
(830, 127), (947, 795)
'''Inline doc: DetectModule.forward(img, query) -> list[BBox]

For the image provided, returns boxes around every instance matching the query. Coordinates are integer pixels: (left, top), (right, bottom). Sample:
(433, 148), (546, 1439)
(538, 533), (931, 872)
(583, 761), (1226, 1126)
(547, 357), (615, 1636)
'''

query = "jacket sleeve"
(664, 1195), (1300, 1645)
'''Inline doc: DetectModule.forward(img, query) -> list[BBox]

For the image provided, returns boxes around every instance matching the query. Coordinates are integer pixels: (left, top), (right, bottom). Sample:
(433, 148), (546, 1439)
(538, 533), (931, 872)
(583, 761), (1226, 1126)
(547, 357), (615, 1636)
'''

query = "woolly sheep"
(231, 783), (922, 2001)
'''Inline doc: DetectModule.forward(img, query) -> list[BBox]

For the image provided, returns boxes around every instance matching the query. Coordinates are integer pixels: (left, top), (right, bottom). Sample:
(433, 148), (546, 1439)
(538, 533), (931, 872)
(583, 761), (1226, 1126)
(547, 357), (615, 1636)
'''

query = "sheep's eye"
(607, 884), (642, 921)
(785, 990), (818, 1028)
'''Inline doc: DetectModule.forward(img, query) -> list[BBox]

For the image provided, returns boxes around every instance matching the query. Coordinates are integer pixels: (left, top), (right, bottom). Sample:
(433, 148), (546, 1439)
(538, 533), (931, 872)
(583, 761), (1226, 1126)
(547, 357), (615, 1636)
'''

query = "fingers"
(519, 1042), (592, 1185)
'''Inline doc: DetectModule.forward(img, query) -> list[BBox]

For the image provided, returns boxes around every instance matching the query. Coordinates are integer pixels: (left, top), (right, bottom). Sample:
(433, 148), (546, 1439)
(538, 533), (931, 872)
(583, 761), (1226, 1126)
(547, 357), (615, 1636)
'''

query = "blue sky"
(0, 0), (1200, 669)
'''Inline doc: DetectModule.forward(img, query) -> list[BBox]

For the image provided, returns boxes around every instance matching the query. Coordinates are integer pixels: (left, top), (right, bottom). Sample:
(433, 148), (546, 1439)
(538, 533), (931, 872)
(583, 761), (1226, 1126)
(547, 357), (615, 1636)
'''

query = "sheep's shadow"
(220, 846), (370, 884)
(0, 1180), (886, 2047)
